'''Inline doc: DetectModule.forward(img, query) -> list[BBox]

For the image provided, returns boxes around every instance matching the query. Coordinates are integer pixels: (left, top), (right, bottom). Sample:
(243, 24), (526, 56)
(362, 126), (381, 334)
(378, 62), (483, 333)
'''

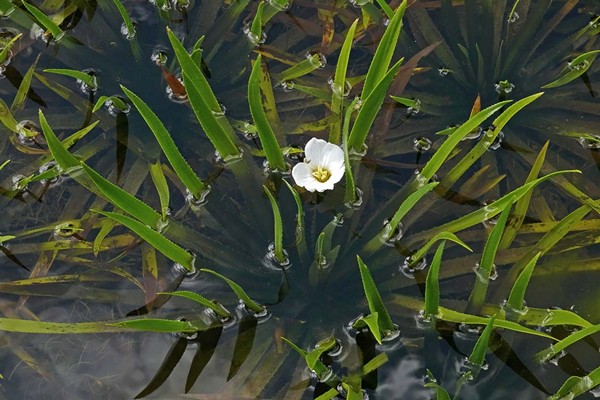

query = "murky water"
(0, 1), (599, 399)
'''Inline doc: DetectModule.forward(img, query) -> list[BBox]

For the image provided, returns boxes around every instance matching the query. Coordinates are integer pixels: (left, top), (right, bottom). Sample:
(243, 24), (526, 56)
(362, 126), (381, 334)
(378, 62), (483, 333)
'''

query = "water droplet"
(482, 202), (499, 228)
(263, 242), (291, 270)
(400, 256), (427, 278)
(15, 120), (41, 145)
(305, 51), (327, 68)
(413, 137), (431, 152)
(105, 96), (131, 116)
(487, 130), (504, 151)
(462, 126), (483, 141)
(53, 222), (80, 239)
(120, 21), (136, 40)
(151, 49), (168, 66)
(345, 186), (364, 209)
(438, 67), (451, 77)
(266, 0), (290, 11)
(494, 80), (515, 94)
(173, 317), (199, 340)
(281, 80), (295, 92)
(327, 76), (352, 99)
(171, 254), (199, 279)
(349, 0), (370, 7)
(170, 0), (190, 12)
(508, 11), (519, 23)
(75, 68), (97, 94)
(242, 24), (267, 46)
(568, 59), (590, 71)
(185, 187), (211, 211)
(382, 219), (403, 246)
(578, 135), (600, 149)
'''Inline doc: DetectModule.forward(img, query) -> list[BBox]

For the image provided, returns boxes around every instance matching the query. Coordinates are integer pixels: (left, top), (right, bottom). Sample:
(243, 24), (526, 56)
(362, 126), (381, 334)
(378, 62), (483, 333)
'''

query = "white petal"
(292, 162), (317, 191)
(304, 138), (330, 166)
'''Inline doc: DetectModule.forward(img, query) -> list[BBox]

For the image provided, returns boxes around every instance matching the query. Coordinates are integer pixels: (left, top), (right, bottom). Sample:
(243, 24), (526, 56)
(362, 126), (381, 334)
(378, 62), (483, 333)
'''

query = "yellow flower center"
(311, 166), (331, 183)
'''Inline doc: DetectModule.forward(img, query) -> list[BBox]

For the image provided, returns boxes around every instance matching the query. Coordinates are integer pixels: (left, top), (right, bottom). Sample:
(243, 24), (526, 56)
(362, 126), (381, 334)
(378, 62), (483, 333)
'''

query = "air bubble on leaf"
(151, 49), (168, 66)
(185, 186), (211, 211)
(382, 219), (403, 246)
(578, 135), (600, 149)
(345, 186), (364, 210)
(264, 242), (291, 270)
(381, 323), (401, 344)
(11, 174), (28, 191)
(39, 161), (63, 186)
(544, 348), (567, 366)
(508, 11), (519, 23)
(438, 67), (451, 77)
(500, 298), (529, 320)
(400, 256), (427, 278)
(173, 317), (199, 340)
(75, 68), (98, 94)
(494, 80), (514, 94)
(348, 142), (368, 159)
(414, 170), (430, 188)
(462, 126), (483, 141)
(266, 0), (290, 11)
(53, 222), (80, 239)
(105, 96), (131, 116)
(349, 0), (369, 7)
(262, 159), (291, 176)
(487, 131), (504, 151)
(413, 137), (431, 152)
(473, 262), (498, 282)
(327, 76), (352, 99)
(242, 24), (266, 46)
(237, 299), (270, 322)
(407, 98), (422, 115)
(568, 59), (590, 71)
(171, 254), (199, 279)
(281, 80), (295, 92)
(457, 323), (483, 335)
(305, 51), (327, 68)
(415, 309), (434, 329)
(120, 21), (136, 40)
(16, 120), (41, 145)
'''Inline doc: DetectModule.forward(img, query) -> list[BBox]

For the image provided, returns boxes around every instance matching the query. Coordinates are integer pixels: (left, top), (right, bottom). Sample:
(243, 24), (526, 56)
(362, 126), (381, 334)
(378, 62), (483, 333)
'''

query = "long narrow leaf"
(357, 256), (395, 332)
(200, 268), (264, 313)
(424, 241), (445, 318)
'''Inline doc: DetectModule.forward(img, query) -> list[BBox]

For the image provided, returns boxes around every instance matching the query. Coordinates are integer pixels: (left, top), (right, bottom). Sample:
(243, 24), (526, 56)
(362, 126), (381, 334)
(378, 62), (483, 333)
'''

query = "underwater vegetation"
(0, 0), (599, 398)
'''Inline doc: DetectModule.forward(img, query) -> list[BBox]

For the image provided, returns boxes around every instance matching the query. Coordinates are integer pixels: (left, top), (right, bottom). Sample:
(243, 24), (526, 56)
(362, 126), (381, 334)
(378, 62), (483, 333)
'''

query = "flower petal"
(292, 162), (317, 191)
(304, 138), (329, 166)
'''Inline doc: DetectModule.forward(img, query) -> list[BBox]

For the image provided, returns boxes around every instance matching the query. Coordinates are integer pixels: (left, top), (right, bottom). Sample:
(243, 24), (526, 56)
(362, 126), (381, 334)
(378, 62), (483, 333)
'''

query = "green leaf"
(263, 186), (285, 263)
(352, 312), (382, 344)
(249, 56), (286, 171)
(305, 337), (337, 370)
(468, 315), (496, 367)
(348, 58), (404, 151)
(111, 0), (136, 39)
(200, 268), (265, 314)
(149, 162), (171, 220)
(278, 54), (324, 82)
(506, 252), (542, 313)
(281, 337), (329, 378)
(121, 85), (208, 198)
(549, 365), (600, 399)
(424, 241), (445, 318)
(466, 202), (513, 314)
(44, 68), (97, 91)
(315, 388), (339, 400)
(362, 0), (407, 99)
(542, 50), (600, 89)
(420, 101), (510, 182)
(81, 163), (162, 228)
(343, 97), (360, 203)
(11, 54), (39, 112)
(357, 256), (395, 332)
(536, 324), (600, 363)
(0, 318), (141, 333)
(22, 2), (65, 40)
(364, 182), (439, 252)
(166, 28), (240, 158)
(329, 19), (358, 144)
(409, 231), (472, 267)
(0, 33), (21, 64)
(96, 210), (195, 272)
(109, 318), (207, 332)
(160, 290), (231, 318)
(250, 2), (265, 40)
(424, 370), (451, 400)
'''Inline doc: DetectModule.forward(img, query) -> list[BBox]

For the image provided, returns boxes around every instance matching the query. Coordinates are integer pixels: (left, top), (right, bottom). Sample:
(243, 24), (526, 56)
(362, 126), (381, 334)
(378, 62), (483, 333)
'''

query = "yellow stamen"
(311, 166), (331, 183)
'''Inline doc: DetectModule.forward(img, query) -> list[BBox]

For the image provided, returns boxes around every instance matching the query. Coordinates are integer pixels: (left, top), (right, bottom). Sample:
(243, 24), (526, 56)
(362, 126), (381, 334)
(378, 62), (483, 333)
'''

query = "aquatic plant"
(0, 0), (598, 399)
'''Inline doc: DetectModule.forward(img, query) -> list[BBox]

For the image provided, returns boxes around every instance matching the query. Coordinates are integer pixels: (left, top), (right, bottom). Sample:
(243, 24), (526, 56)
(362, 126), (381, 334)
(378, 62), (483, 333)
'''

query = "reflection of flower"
(292, 138), (345, 192)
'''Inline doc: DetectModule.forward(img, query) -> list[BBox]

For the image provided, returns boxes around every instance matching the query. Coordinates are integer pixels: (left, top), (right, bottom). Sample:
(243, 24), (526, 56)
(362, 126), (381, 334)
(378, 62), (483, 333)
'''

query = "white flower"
(292, 138), (345, 192)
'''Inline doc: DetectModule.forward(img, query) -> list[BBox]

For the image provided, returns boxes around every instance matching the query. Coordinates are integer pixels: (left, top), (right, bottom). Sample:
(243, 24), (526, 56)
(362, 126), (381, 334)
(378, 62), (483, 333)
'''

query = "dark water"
(0, 1), (599, 399)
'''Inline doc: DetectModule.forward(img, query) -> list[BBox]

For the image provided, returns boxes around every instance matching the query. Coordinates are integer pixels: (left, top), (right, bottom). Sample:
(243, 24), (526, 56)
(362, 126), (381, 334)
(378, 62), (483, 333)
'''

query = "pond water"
(0, 0), (599, 399)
